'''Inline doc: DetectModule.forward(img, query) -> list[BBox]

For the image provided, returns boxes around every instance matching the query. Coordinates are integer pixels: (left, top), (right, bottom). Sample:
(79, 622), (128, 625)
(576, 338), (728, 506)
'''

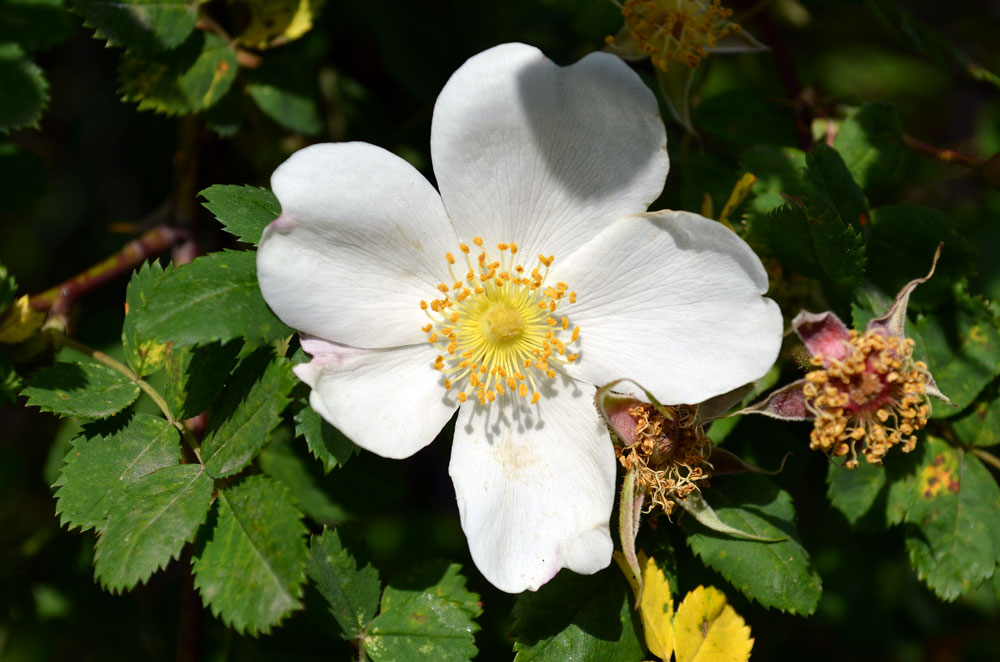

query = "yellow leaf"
(637, 551), (674, 660)
(673, 586), (753, 662)
(235, 0), (322, 49)
(0, 295), (45, 343)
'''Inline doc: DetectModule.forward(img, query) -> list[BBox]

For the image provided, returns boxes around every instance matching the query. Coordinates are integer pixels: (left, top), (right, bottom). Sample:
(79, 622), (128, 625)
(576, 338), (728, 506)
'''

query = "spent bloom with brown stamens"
(741, 247), (952, 469)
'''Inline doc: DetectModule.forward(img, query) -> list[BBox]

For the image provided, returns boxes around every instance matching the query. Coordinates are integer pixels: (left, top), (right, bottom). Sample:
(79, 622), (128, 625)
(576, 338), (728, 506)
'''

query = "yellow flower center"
(802, 330), (931, 469)
(419, 237), (581, 406)
(612, 0), (737, 71)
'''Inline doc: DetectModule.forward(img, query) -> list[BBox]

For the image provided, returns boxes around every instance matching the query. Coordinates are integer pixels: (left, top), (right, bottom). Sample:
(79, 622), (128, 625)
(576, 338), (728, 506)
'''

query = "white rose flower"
(256, 42), (782, 593)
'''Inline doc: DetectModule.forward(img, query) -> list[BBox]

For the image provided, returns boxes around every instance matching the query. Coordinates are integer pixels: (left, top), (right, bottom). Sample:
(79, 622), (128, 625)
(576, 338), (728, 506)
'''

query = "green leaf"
(0, 261), (17, 315)
(162, 341), (240, 420)
(758, 204), (867, 289)
(803, 144), (866, 230)
(94, 464), (213, 592)
(307, 527), (382, 640)
(0, 0), (76, 52)
(73, 0), (197, 51)
(201, 348), (297, 478)
(867, 205), (978, 304)
(682, 474), (822, 615)
(259, 435), (349, 525)
(740, 145), (807, 235)
(193, 475), (308, 635)
(826, 458), (886, 525)
(511, 567), (643, 662)
(896, 437), (1000, 601)
(0, 353), (21, 405)
(122, 261), (171, 377)
(365, 561), (482, 662)
(246, 49), (322, 135)
(951, 381), (1000, 447)
(833, 101), (903, 189)
(199, 185), (281, 245)
(22, 360), (141, 419)
(134, 250), (291, 346)
(54, 413), (181, 532)
(118, 32), (237, 115)
(0, 43), (48, 133)
(914, 291), (1000, 416)
(294, 402), (358, 472)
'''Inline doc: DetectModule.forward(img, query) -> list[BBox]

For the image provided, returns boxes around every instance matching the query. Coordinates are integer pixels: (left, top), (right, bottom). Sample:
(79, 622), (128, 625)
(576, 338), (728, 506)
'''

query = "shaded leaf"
(94, 464), (213, 592)
(511, 567), (643, 662)
(895, 437), (1000, 601)
(201, 348), (297, 478)
(122, 261), (171, 377)
(366, 561), (482, 662)
(259, 434), (348, 525)
(833, 101), (903, 189)
(73, 0), (197, 51)
(682, 474), (822, 615)
(118, 32), (237, 115)
(0, 0), (76, 52)
(23, 360), (140, 419)
(803, 144), (866, 231)
(246, 49), (322, 135)
(162, 341), (240, 420)
(307, 527), (381, 640)
(673, 586), (753, 662)
(294, 402), (358, 472)
(0, 43), (48, 133)
(54, 413), (181, 532)
(826, 458), (886, 525)
(134, 250), (291, 346)
(199, 184), (280, 245)
(193, 475), (308, 635)
(951, 381), (1000, 447)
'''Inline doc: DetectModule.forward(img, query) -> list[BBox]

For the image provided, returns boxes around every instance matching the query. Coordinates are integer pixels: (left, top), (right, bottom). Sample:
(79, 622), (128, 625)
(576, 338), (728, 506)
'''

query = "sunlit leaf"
(22, 360), (140, 419)
(199, 185), (281, 245)
(673, 586), (753, 662)
(637, 551), (674, 660)
(833, 101), (903, 189)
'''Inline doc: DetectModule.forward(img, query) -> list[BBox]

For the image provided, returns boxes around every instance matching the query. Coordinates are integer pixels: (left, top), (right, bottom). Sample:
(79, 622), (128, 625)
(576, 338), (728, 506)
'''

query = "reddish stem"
(29, 226), (184, 312)
(902, 135), (985, 169)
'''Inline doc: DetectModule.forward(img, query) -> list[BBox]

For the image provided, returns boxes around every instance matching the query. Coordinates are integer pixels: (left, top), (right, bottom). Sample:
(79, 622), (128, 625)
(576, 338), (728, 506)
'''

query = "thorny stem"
(59, 335), (203, 460)
(902, 134), (985, 170)
(972, 448), (1000, 473)
(28, 226), (184, 313)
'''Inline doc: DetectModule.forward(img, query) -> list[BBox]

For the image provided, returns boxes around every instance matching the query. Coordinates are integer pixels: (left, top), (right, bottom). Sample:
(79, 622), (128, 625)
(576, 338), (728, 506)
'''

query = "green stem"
(60, 335), (202, 460)
(972, 448), (1000, 473)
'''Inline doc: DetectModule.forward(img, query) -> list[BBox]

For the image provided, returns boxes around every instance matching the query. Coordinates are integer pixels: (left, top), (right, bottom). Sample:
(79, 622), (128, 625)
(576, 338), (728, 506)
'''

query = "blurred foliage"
(3, 0), (1000, 660)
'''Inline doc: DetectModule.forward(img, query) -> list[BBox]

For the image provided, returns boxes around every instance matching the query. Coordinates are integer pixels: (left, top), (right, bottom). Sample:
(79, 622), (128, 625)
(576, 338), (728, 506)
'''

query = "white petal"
(297, 337), (458, 459)
(550, 211), (783, 404)
(257, 142), (458, 348)
(431, 43), (668, 262)
(449, 380), (616, 593)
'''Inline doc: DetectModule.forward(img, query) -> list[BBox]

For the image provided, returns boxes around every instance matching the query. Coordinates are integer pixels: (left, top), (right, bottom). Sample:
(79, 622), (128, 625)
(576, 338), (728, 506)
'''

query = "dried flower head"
(741, 247), (952, 469)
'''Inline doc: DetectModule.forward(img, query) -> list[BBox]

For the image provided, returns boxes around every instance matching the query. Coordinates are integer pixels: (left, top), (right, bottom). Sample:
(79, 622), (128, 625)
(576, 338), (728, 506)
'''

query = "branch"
(902, 134), (985, 170)
(29, 226), (184, 313)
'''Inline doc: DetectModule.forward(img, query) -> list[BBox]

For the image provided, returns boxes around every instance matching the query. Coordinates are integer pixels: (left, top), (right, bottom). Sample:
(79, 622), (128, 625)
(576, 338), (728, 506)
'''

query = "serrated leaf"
(122, 261), (171, 376)
(307, 527), (381, 639)
(826, 458), (886, 525)
(896, 437), (1000, 601)
(803, 144), (866, 231)
(134, 250), (291, 346)
(54, 413), (181, 532)
(199, 185), (281, 245)
(118, 31), (237, 115)
(192, 475), (308, 635)
(511, 568), (643, 662)
(246, 48), (322, 135)
(0, 43), (48, 133)
(740, 145), (807, 237)
(259, 435), (348, 525)
(637, 551), (674, 660)
(673, 586), (753, 662)
(0, 0), (76, 52)
(682, 474), (822, 615)
(73, 0), (197, 51)
(366, 561), (482, 662)
(951, 382), (1000, 447)
(834, 101), (903, 189)
(294, 402), (358, 472)
(22, 360), (140, 419)
(94, 464), (213, 592)
(867, 205), (978, 304)
(200, 348), (296, 478)
(915, 293), (1000, 416)
(162, 341), (239, 420)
